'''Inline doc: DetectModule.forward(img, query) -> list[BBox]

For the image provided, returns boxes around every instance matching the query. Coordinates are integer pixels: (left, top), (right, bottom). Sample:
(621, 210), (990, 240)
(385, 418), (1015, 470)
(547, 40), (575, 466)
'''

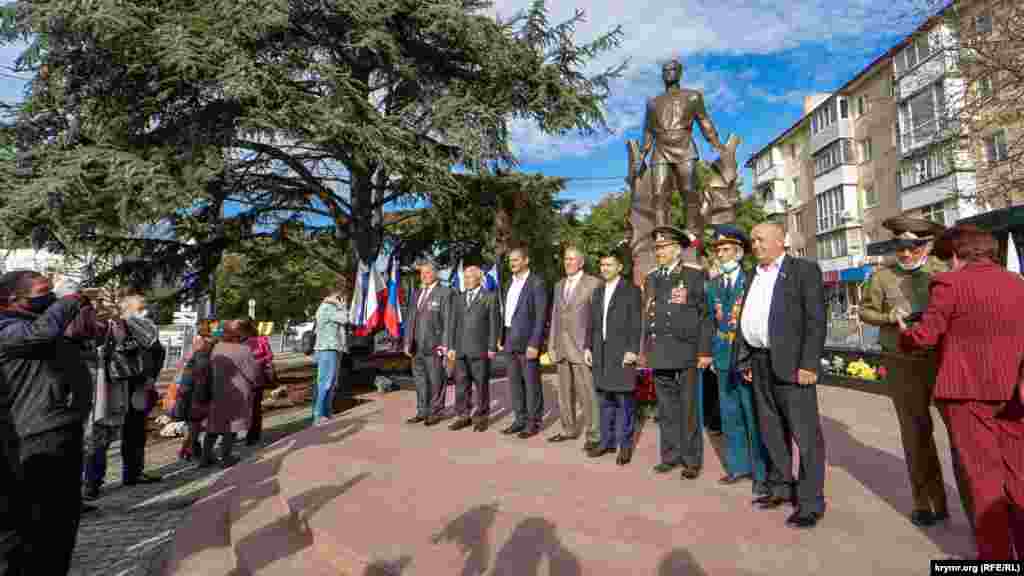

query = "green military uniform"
(860, 251), (949, 523)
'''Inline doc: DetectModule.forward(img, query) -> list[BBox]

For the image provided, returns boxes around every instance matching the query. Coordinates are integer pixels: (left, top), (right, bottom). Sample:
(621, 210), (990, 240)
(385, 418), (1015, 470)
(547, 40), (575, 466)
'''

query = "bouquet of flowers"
(846, 359), (878, 381)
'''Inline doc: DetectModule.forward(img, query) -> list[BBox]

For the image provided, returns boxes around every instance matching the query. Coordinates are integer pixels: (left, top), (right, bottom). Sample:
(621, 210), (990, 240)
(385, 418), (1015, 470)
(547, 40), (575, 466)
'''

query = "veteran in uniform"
(706, 225), (769, 494)
(643, 226), (714, 480)
(859, 217), (950, 527)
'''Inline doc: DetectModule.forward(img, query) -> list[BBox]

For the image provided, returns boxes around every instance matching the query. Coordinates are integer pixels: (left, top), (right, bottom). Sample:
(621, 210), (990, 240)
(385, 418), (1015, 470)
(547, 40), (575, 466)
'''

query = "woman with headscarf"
(237, 319), (275, 445)
(171, 334), (214, 461)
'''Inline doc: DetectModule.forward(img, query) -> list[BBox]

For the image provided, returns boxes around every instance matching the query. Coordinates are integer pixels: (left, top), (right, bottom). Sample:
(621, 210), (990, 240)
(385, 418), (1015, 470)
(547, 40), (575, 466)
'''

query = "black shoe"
(752, 480), (770, 496)
(473, 419), (489, 432)
(786, 510), (822, 529)
(407, 415), (426, 424)
(424, 415), (440, 427)
(932, 510), (950, 523)
(616, 446), (633, 465)
(587, 446), (614, 458)
(547, 433), (574, 443)
(81, 502), (100, 515)
(502, 422), (526, 435)
(653, 462), (679, 474)
(910, 510), (936, 527)
(220, 455), (241, 468)
(718, 473), (752, 485)
(83, 485), (101, 502)
(123, 472), (162, 486)
(754, 495), (789, 509)
(517, 427), (539, 439)
(449, 418), (473, 431)
(680, 465), (701, 480)
(583, 441), (600, 452)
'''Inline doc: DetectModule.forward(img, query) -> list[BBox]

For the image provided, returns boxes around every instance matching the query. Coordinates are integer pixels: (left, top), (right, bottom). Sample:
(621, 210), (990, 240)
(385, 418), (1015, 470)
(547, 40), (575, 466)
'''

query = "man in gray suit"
(447, 256), (501, 432)
(403, 260), (453, 427)
(547, 246), (602, 449)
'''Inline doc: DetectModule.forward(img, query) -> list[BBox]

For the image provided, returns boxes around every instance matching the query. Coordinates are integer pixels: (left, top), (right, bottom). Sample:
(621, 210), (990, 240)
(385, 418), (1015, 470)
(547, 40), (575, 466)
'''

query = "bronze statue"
(625, 59), (741, 284)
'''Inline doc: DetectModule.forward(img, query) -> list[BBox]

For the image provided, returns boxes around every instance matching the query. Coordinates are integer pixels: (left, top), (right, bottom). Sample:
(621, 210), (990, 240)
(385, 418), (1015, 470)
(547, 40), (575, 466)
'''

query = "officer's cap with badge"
(882, 216), (946, 252)
(651, 225), (696, 250)
(709, 224), (749, 251)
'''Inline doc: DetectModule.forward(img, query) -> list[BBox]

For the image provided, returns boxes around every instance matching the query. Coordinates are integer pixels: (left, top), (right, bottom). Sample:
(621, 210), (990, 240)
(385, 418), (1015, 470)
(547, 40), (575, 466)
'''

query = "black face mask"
(27, 292), (57, 314)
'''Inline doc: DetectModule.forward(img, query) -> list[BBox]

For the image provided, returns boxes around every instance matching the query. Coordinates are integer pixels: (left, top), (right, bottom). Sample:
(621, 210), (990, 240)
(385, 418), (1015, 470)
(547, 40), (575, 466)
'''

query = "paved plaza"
(150, 374), (975, 576)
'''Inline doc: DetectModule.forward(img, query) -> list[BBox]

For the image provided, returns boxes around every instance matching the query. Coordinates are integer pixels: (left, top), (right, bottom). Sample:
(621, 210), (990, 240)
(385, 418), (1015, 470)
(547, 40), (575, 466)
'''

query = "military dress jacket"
(706, 268), (747, 373)
(859, 257), (947, 355)
(641, 263), (713, 370)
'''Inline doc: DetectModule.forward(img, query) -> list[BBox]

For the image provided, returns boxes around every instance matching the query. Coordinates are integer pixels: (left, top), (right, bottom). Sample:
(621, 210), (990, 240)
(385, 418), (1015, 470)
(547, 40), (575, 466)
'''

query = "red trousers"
(939, 399), (1024, 560)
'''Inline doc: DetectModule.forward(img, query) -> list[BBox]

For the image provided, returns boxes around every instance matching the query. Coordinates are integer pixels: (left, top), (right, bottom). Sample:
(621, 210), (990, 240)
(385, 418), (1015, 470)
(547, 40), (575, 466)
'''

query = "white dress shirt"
(740, 254), (785, 349)
(602, 277), (620, 340)
(505, 270), (530, 327)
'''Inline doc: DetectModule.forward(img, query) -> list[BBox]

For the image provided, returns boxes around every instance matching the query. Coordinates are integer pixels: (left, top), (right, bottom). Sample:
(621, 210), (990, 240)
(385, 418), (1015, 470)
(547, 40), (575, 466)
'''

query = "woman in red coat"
(900, 225), (1024, 560)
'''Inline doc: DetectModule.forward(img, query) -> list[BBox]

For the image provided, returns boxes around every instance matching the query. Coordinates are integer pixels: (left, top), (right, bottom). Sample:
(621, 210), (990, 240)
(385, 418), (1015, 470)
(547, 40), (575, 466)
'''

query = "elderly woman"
(200, 320), (267, 467)
(172, 334), (214, 461)
(237, 319), (275, 445)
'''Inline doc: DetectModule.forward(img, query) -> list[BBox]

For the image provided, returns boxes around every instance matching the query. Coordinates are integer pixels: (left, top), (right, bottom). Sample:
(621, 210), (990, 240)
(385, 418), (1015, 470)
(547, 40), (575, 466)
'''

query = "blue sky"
(1, 0), (938, 213)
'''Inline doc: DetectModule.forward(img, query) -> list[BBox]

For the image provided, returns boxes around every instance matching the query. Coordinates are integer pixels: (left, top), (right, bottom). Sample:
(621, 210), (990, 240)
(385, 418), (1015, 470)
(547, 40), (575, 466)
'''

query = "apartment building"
(746, 0), (1022, 318)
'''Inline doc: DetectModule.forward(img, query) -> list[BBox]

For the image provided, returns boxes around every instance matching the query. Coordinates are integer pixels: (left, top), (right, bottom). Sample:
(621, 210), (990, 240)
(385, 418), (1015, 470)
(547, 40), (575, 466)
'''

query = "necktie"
(418, 287), (430, 309)
(466, 291), (474, 307)
(564, 279), (573, 302)
(659, 267), (668, 277)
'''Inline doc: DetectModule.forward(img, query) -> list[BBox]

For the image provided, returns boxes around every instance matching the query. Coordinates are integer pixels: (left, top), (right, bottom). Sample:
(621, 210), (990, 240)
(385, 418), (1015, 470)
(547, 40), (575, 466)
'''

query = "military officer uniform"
(643, 226), (714, 479)
(706, 225), (769, 493)
(859, 217), (951, 527)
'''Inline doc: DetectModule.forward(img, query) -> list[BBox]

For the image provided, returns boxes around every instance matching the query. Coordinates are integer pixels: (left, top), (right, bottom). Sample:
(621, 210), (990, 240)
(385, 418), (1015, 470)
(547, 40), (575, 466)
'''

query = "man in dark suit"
(584, 248), (642, 465)
(643, 226), (713, 480)
(447, 256), (501, 432)
(900, 225), (1024, 560)
(403, 260), (453, 427)
(734, 222), (827, 529)
(500, 245), (548, 439)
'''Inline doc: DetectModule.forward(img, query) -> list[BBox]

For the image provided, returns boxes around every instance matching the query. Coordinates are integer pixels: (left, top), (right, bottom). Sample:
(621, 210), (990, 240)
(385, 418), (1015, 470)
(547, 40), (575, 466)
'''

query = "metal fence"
(825, 318), (880, 352)
(157, 326), (303, 370)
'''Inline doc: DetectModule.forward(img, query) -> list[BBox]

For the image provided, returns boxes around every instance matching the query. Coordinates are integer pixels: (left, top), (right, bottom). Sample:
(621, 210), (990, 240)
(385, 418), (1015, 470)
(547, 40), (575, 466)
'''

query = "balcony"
(763, 198), (787, 217)
(900, 118), (960, 156)
(809, 120), (853, 155)
(814, 165), (859, 194)
(897, 55), (945, 101)
(754, 162), (784, 186)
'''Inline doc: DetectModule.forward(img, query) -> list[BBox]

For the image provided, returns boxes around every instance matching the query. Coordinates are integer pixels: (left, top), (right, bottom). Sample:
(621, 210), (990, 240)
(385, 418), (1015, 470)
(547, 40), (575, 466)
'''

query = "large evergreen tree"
(1, 0), (624, 300)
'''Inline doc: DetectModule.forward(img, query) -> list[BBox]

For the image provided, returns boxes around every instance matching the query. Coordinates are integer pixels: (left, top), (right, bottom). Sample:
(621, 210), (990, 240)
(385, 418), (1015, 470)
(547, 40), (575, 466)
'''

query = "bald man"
(734, 223), (827, 530)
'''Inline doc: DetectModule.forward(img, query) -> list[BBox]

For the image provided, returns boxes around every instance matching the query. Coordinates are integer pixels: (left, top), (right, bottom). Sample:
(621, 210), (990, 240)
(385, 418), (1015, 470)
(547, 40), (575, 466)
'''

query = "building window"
(921, 200), (957, 226)
(975, 13), (993, 35)
(793, 209), (803, 233)
(839, 97), (849, 119)
(899, 144), (951, 189)
(986, 130), (1009, 163)
(895, 32), (939, 76)
(898, 81), (947, 150)
(816, 186), (846, 233)
(812, 100), (837, 135)
(813, 139), (856, 176)
(856, 95), (869, 117)
(977, 76), (993, 99)
(817, 230), (849, 260)
(860, 138), (873, 163)
(864, 184), (878, 207)
(792, 177), (799, 201)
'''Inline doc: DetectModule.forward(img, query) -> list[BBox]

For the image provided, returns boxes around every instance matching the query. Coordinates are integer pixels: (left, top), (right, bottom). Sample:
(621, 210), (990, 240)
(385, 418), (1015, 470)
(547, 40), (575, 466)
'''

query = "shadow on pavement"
(820, 415), (975, 559)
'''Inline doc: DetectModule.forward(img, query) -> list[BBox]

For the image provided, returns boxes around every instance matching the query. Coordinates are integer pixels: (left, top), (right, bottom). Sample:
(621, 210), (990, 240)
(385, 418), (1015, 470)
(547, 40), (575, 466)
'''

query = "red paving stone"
(162, 376), (976, 575)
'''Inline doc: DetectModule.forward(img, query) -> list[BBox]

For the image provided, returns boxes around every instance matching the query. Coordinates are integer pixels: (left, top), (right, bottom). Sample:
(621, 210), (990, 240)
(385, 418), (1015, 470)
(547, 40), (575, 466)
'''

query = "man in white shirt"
(500, 246), (548, 438)
(735, 222), (827, 530)
(547, 247), (601, 448)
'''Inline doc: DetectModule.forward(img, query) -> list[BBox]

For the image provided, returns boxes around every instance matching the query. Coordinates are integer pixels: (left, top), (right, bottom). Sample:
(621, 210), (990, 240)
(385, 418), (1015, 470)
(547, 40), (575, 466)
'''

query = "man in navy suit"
(734, 222), (827, 529)
(500, 245), (548, 439)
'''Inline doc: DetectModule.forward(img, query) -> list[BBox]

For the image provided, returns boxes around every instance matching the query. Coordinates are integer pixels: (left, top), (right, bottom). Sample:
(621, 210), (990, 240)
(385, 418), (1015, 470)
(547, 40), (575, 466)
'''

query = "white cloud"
(488, 0), (933, 164)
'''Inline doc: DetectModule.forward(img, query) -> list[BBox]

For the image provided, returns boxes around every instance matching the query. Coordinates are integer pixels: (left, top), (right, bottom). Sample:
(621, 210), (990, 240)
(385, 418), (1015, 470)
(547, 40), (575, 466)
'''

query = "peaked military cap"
(651, 225), (694, 249)
(710, 224), (749, 249)
(882, 216), (945, 250)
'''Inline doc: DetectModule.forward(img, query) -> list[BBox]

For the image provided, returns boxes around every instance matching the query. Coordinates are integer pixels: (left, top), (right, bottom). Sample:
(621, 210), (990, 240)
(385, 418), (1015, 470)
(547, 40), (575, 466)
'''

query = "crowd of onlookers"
(0, 269), (274, 576)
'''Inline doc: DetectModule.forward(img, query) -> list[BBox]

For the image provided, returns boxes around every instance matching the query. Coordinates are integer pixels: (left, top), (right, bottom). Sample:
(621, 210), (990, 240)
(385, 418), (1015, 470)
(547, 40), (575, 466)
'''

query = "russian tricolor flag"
(351, 258), (386, 337)
(384, 256), (403, 338)
(483, 264), (499, 292)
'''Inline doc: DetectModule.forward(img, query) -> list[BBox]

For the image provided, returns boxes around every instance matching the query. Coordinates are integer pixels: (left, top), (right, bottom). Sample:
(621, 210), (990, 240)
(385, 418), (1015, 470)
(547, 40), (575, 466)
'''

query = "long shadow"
(156, 412), (376, 573)
(491, 517), (581, 576)
(820, 415), (974, 558)
(364, 555), (412, 575)
(232, 473), (372, 575)
(432, 503), (500, 576)
(656, 547), (761, 576)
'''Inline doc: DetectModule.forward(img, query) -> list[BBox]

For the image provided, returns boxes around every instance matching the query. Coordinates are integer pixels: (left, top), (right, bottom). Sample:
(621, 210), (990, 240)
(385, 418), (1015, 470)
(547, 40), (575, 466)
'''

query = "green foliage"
(1, 0), (624, 303)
